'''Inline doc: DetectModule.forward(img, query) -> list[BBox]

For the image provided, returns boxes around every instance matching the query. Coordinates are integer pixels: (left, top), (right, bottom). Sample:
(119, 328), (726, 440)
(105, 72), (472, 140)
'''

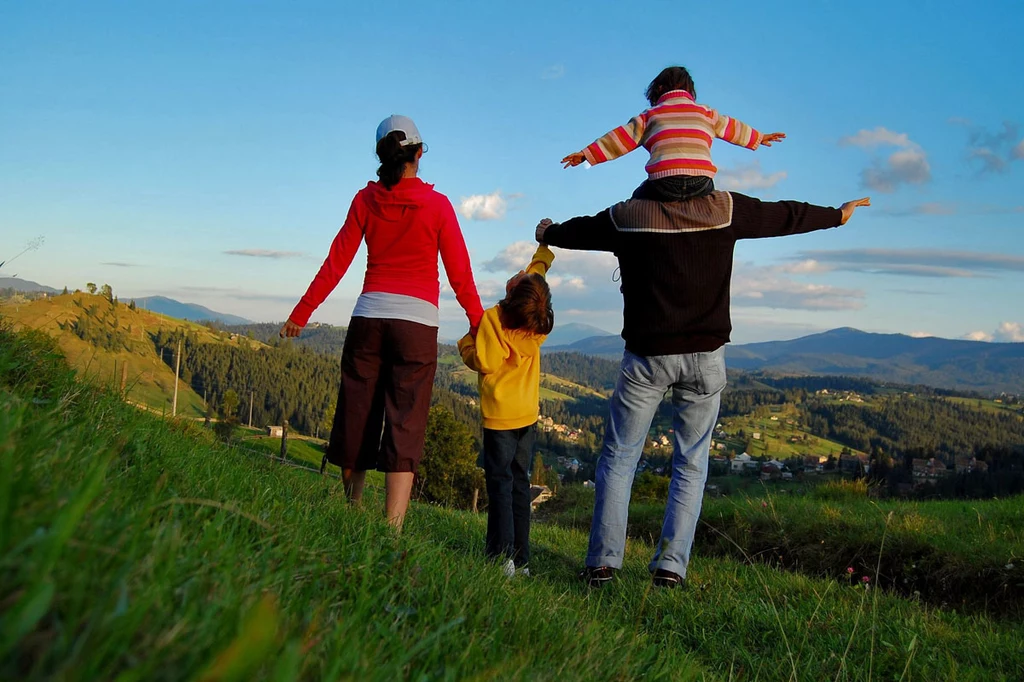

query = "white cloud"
(840, 126), (931, 193)
(458, 191), (508, 221)
(716, 160), (787, 191)
(840, 127), (913, 148)
(482, 241), (617, 281)
(790, 248), (1024, 278)
(732, 263), (865, 311)
(541, 64), (565, 80)
(994, 321), (1024, 342)
(224, 249), (306, 259)
(776, 259), (833, 275)
(547, 275), (587, 292)
(961, 323), (1024, 343)
(909, 331), (934, 338)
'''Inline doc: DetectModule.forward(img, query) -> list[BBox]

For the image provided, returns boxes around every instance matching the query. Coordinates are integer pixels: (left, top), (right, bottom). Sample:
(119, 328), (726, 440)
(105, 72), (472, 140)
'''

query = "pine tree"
(531, 453), (546, 485)
(86, 283), (97, 295)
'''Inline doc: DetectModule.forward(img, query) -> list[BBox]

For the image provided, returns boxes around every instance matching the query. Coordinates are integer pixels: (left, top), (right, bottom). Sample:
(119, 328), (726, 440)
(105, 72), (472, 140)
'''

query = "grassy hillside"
(541, 483), (1024, 616)
(0, 292), (262, 417)
(3, 326), (1024, 680)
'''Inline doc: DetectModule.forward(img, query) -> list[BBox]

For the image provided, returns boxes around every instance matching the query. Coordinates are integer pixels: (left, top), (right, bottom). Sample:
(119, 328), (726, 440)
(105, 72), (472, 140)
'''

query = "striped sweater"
(582, 90), (763, 180)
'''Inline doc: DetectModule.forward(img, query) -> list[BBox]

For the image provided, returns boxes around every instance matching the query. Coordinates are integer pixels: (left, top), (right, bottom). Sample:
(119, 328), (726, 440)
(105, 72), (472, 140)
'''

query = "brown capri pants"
(325, 316), (438, 473)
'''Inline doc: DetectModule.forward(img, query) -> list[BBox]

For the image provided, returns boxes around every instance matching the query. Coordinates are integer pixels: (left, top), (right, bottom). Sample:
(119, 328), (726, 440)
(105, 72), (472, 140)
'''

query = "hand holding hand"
(839, 197), (871, 225)
(280, 320), (303, 338)
(536, 218), (553, 243)
(561, 152), (586, 168)
(761, 132), (786, 147)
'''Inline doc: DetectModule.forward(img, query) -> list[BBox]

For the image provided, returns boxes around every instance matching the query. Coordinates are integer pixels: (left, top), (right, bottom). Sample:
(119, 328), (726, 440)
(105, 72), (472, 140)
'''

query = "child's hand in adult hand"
(761, 132), (786, 147)
(280, 320), (303, 338)
(561, 152), (586, 168)
(536, 218), (553, 243)
(839, 197), (871, 224)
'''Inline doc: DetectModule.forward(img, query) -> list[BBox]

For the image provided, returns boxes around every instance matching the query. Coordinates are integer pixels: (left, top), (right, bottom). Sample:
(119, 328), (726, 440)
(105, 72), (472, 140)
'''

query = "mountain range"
(551, 328), (1024, 394)
(0, 276), (58, 294)
(124, 296), (252, 325)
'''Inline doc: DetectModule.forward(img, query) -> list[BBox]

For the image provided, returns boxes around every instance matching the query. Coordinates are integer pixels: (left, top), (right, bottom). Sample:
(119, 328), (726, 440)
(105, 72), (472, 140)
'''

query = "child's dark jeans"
(482, 425), (535, 567)
(632, 175), (715, 201)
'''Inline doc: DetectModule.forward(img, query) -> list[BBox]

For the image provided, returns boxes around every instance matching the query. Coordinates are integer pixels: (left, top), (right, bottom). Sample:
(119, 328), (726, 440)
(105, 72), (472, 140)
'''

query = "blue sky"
(2, 0), (1023, 343)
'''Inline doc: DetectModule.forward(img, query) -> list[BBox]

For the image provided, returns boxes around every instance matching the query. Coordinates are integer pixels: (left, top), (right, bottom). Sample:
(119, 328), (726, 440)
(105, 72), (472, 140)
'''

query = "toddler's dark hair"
(645, 66), (697, 106)
(376, 131), (422, 189)
(498, 274), (554, 336)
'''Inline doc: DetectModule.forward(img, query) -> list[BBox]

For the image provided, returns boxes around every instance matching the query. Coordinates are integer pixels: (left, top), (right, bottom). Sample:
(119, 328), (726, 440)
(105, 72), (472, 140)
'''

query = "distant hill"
(0, 291), (262, 415)
(133, 296), (252, 325)
(545, 322), (614, 348)
(224, 322), (348, 356)
(726, 327), (1024, 393)
(548, 334), (625, 358)
(0, 276), (58, 294)
(551, 328), (1024, 394)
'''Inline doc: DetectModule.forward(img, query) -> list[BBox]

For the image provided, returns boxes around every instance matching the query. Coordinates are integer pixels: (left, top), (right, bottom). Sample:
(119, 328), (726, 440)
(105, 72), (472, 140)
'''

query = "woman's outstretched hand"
(280, 319), (303, 338)
(561, 152), (586, 168)
(536, 218), (553, 243)
(839, 197), (872, 225)
(761, 132), (787, 147)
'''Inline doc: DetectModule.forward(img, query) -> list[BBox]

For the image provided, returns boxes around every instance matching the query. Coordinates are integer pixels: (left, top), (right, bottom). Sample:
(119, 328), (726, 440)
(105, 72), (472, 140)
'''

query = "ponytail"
(376, 131), (422, 189)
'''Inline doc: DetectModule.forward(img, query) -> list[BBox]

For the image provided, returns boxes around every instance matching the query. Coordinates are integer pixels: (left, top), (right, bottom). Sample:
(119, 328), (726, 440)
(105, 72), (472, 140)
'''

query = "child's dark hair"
(498, 274), (554, 336)
(645, 66), (697, 106)
(376, 131), (422, 189)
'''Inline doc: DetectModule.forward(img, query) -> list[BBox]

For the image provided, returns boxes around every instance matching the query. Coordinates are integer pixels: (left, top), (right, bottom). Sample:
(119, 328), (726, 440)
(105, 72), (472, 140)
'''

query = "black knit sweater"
(541, 191), (843, 356)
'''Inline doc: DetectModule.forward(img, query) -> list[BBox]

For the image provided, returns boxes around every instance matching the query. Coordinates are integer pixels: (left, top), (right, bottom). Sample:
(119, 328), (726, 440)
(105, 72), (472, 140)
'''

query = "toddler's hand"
(561, 152), (586, 168)
(761, 132), (786, 147)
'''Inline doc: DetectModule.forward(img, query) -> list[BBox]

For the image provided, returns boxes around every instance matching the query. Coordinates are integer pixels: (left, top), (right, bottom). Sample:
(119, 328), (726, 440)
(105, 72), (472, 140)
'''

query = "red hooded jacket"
(289, 178), (484, 328)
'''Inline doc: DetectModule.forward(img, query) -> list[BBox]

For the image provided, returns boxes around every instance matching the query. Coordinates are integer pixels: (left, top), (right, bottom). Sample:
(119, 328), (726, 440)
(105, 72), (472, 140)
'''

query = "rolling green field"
(715, 404), (867, 459)
(0, 292), (264, 417)
(3, 326), (1024, 680)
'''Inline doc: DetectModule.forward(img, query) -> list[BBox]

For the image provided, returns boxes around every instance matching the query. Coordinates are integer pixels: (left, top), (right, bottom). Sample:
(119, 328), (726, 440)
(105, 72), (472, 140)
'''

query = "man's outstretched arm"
(730, 194), (870, 240)
(536, 209), (618, 252)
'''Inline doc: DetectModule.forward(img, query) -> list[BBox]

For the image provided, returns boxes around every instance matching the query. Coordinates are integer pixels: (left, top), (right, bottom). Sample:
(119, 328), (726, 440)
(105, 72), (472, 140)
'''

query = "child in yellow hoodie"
(458, 244), (555, 577)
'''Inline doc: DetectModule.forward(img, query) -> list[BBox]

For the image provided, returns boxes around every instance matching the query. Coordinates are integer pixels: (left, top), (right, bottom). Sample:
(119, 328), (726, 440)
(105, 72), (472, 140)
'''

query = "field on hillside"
(3, 326), (1024, 680)
(0, 292), (262, 416)
(541, 483), (1024, 616)
(716, 404), (867, 459)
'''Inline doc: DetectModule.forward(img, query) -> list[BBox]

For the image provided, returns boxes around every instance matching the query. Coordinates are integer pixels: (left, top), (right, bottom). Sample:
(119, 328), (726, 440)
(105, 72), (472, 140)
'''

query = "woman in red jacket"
(281, 115), (484, 530)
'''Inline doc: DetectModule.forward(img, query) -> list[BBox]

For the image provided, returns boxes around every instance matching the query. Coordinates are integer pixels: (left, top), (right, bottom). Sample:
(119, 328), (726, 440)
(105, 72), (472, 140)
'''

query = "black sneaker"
(652, 568), (685, 589)
(578, 566), (616, 588)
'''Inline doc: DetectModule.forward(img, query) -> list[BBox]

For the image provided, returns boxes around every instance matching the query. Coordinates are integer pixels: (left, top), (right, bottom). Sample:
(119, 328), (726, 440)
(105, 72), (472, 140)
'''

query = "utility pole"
(248, 389), (253, 428)
(279, 419), (289, 463)
(172, 337), (181, 417)
(120, 361), (128, 395)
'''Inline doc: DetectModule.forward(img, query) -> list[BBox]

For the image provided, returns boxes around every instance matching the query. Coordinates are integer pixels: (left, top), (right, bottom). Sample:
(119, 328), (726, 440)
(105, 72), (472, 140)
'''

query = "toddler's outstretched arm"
(563, 112), (648, 169)
(711, 110), (784, 151)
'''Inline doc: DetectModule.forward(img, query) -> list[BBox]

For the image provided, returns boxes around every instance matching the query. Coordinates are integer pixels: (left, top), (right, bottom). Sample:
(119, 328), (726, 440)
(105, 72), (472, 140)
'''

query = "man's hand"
(839, 197), (871, 225)
(561, 152), (586, 168)
(761, 132), (786, 147)
(536, 218), (553, 243)
(280, 319), (303, 338)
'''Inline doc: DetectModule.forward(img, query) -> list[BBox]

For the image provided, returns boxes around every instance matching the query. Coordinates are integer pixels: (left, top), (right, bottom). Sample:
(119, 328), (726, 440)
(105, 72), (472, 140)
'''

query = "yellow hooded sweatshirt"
(457, 245), (555, 430)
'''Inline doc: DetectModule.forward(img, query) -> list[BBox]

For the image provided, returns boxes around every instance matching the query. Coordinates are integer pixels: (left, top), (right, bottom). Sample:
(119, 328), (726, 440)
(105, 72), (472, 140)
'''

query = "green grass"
(543, 483), (1024, 617)
(3, 325), (1024, 680)
(715, 405), (866, 459)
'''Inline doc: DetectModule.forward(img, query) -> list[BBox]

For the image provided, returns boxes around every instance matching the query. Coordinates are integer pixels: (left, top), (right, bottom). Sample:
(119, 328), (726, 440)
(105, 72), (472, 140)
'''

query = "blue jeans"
(586, 347), (726, 577)
(482, 426), (535, 566)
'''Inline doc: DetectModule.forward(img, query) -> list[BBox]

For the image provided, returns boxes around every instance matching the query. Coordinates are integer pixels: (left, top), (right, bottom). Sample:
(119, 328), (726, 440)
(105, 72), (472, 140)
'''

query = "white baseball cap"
(375, 114), (427, 152)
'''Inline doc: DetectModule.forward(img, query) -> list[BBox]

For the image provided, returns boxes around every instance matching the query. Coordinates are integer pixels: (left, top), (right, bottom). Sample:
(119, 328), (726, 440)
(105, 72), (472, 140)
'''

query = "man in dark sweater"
(536, 192), (870, 588)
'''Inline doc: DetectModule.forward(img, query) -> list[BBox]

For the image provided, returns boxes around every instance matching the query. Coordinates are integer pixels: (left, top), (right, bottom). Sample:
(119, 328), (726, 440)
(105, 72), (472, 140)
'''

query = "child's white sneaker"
(516, 566), (530, 578)
(502, 558), (516, 578)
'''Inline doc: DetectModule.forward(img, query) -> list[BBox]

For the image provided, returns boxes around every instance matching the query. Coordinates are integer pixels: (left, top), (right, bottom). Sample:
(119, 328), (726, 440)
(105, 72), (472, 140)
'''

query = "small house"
(267, 425), (284, 438)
